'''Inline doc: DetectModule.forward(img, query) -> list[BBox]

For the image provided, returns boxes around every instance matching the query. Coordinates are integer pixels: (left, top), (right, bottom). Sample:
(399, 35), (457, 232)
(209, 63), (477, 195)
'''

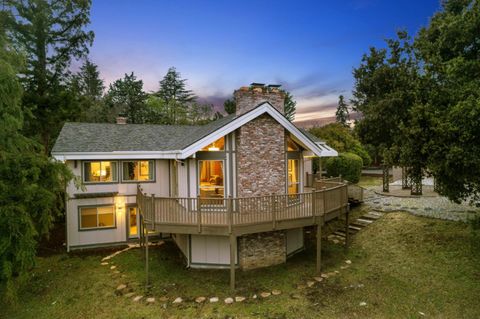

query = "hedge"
(325, 152), (363, 183)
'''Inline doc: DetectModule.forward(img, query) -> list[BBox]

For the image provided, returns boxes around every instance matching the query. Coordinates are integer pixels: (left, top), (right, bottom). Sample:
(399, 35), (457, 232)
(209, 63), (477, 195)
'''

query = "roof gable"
(52, 103), (337, 160)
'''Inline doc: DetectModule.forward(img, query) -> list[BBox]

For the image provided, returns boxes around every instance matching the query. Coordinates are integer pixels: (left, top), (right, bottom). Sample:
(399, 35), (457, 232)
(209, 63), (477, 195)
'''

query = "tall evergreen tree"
(0, 15), (72, 300)
(71, 59), (104, 101)
(5, 0), (94, 152)
(335, 95), (349, 126)
(155, 67), (196, 124)
(284, 91), (296, 121)
(105, 72), (147, 124)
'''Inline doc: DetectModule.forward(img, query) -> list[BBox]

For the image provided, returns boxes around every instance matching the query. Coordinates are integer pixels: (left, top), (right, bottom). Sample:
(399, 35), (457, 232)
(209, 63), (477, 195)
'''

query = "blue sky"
(88, 0), (441, 125)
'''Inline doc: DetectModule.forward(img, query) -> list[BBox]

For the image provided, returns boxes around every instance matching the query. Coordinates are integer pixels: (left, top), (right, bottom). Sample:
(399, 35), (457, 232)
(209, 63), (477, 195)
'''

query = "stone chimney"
(234, 83), (285, 116)
(116, 116), (127, 124)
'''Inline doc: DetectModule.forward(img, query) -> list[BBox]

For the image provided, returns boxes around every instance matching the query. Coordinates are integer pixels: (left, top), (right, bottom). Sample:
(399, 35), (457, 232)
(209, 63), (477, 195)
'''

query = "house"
(52, 84), (347, 287)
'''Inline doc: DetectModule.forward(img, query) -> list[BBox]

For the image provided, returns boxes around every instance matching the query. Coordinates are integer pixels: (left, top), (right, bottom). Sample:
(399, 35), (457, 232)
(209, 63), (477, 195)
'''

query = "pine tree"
(224, 98), (236, 114)
(105, 72), (147, 124)
(72, 59), (104, 101)
(0, 16), (72, 300)
(284, 91), (296, 121)
(335, 95), (349, 126)
(5, 0), (94, 152)
(155, 67), (196, 124)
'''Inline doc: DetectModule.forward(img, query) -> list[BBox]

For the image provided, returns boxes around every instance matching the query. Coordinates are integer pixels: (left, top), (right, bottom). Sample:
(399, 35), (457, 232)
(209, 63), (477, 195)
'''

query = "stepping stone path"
(158, 296), (169, 302)
(209, 297), (219, 303)
(260, 292), (271, 298)
(133, 296), (143, 302)
(271, 290), (281, 296)
(224, 297), (234, 304)
(172, 297), (182, 304)
(124, 292), (135, 298)
(327, 211), (385, 245)
(235, 296), (246, 302)
(195, 296), (206, 303)
(116, 284), (127, 291)
(146, 297), (155, 303)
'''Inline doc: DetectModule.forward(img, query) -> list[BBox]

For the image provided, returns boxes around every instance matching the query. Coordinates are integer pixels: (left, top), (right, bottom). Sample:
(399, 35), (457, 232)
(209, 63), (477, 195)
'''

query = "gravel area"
(362, 187), (479, 222)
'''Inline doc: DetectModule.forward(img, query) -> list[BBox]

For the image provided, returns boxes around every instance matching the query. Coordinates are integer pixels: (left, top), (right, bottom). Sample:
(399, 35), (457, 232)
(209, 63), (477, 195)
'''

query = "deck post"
(311, 190), (316, 224)
(316, 220), (322, 274)
(197, 195), (202, 233)
(228, 195), (233, 234)
(229, 234), (236, 291)
(145, 221), (149, 289)
(344, 203), (350, 251)
(151, 194), (155, 231)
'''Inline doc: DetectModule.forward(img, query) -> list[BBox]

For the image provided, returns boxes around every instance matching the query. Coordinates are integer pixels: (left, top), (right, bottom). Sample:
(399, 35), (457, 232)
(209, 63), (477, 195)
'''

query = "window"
(83, 161), (117, 183)
(288, 159), (300, 194)
(287, 136), (300, 151)
(122, 160), (154, 181)
(199, 160), (224, 198)
(201, 137), (225, 151)
(79, 206), (115, 230)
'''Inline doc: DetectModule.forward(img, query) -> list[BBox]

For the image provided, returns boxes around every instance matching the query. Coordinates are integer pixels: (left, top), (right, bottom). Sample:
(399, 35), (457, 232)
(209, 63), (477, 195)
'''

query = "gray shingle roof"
(52, 114), (237, 153)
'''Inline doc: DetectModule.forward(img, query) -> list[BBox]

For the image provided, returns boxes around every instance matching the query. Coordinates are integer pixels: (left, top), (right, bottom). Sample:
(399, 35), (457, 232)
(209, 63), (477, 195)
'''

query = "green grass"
(357, 175), (383, 187)
(3, 212), (480, 318)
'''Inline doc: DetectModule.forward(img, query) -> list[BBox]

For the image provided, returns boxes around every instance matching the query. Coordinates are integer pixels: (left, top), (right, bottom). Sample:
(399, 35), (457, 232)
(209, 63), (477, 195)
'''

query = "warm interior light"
(208, 142), (219, 151)
(93, 169), (107, 177)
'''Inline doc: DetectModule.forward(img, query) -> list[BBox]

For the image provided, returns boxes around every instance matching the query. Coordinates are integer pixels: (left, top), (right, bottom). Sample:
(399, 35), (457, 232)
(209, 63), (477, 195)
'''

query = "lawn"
(3, 211), (480, 318)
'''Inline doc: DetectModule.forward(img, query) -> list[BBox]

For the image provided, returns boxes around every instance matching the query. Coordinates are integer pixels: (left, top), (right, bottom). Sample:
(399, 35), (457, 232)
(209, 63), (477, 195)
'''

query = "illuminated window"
(198, 160), (224, 198)
(288, 159), (299, 194)
(122, 160), (154, 181)
(201, 137), (225, 151)
(83, 161), (117, 183)
(79, 206), (115, 229)
(287, 137), (300, 151)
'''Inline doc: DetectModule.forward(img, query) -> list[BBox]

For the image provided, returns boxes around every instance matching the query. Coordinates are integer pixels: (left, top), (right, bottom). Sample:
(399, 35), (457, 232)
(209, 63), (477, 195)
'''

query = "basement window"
(79, 206), (115, 230)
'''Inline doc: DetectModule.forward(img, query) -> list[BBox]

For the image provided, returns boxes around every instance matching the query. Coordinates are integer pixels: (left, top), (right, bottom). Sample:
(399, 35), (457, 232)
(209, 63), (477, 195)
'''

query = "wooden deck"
(137, 179), (350, 290)
(137, 181), (349, 237)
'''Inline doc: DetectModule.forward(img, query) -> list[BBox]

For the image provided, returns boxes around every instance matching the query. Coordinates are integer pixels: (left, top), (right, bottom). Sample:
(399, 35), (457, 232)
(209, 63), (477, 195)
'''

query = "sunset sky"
(87, 0), (440, 126)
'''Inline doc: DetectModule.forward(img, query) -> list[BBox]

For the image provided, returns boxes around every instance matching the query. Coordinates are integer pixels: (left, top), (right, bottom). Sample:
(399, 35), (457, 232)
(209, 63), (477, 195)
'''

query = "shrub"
(325, 152), (363, 183)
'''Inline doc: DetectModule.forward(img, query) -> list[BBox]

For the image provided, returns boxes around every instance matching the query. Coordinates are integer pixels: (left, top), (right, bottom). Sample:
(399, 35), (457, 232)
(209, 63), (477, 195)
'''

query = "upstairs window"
(83, 161), (118, 183)
(122, 160), (155, 182)
(201, 137), (225, 151)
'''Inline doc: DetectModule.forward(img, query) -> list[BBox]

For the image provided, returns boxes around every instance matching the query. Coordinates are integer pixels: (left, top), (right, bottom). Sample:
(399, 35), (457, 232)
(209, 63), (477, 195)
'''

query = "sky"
(88, 0), (441, 126)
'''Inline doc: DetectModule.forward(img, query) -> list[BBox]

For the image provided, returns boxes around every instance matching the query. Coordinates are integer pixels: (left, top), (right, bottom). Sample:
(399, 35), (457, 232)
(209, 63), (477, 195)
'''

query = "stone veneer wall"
(233, 85), (289, 269)
(235, 114), (286, 197)
(238, 231), (286, 270)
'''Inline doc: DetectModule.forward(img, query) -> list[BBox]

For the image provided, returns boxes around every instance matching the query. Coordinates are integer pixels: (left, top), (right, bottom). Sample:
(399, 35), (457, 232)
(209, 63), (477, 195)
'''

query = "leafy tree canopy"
(284, 91), (296, 121)
(309, 123), (371, 166)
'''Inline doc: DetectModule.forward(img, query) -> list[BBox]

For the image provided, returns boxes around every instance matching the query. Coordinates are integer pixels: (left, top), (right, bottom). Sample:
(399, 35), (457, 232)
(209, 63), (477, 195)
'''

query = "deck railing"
(137, 181), (348, 233)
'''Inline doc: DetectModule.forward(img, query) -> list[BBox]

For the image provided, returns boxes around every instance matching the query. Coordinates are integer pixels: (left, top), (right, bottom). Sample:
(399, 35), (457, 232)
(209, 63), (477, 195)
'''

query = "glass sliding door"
(288, 159), (300, 194)
(198, 160), (225, 207)
(128, 207), (138, 238)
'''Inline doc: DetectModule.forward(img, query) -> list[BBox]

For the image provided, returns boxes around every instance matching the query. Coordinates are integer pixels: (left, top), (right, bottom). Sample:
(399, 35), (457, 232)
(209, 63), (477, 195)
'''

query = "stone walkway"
(363, 187), (478, 222)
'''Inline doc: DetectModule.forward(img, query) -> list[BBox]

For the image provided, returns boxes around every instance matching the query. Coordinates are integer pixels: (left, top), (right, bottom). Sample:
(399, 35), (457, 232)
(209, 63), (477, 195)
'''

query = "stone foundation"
(239, 231), (286, 270)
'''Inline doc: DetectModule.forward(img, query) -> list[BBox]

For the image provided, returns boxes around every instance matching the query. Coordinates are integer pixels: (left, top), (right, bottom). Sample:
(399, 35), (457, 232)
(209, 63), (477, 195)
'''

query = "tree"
(224, 98), (236, 114)
(335, 95), (349, 126)
(284, 91), (296, 121)
(105, 72), (147, 124)
(5, 0), (94, 151)
(0, 18), (72, 301)
(71, 59), (104, 101)
(155, 67), (196, 124)
(188, 102), (215, 125)
(412, 0), (480, 204)
(309, 123), (371, 166)
(71, 59), (106, 122)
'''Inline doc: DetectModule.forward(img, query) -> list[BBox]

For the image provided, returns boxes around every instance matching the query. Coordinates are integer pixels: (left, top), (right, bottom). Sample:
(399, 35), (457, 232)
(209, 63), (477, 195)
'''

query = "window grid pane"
(80, 206), (115, 229)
